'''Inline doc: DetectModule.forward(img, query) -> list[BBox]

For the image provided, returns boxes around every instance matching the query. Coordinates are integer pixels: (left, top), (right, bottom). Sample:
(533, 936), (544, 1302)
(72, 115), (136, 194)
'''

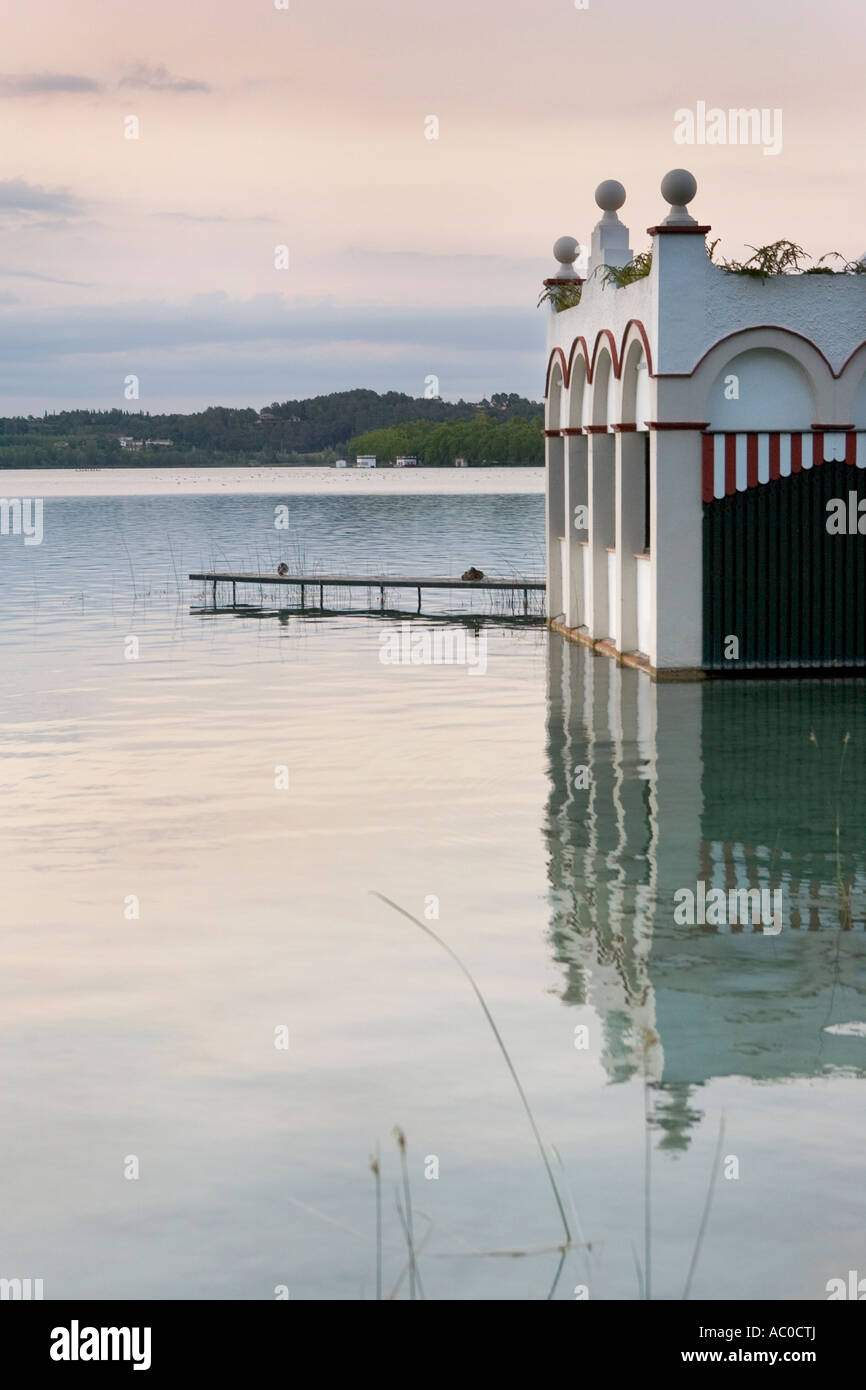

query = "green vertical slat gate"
(703, 454), (866, 671)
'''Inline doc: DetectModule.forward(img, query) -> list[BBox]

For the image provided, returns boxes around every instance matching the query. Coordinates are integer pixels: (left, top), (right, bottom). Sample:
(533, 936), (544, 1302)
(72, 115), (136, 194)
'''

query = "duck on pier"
(461, 566), (485, 581)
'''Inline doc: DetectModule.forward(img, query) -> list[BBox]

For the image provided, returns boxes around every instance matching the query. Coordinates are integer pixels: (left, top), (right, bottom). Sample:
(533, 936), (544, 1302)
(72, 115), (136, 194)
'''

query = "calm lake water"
(1, 470), (864, 1300)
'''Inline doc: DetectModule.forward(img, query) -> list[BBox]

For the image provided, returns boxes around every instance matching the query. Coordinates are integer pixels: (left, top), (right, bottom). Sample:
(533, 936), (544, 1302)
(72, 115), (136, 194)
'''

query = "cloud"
(152, 212), (276, 225)
(0, 291), (19, 304)
(0, 179), (85, 220)
(0, 292), (540, 360)
(0, 266), (93, 287)
(348, 246), (547, 272)
(119, 64), (210, 93)
(0, 293), (544, 410)
(0, 72), (100, 96)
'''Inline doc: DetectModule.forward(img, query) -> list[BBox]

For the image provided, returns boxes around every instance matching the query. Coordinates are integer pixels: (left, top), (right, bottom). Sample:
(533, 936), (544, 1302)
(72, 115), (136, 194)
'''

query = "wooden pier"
(189, 571), (546, 615)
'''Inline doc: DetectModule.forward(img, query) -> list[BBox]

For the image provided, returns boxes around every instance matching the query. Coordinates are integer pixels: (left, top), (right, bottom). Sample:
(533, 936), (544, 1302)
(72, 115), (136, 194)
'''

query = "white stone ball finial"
(595, 180), (626, 216)
(551, 235), (580, 280)
(553, 235), (579, 265)
(661, 168), (698, 224)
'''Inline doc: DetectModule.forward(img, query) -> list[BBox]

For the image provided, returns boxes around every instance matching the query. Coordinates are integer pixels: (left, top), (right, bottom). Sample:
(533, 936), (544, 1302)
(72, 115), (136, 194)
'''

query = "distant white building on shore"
(395, 455), (419, 467)
(355, 455), (377, 469)
(118, 436), (172, 450)
(334, 458), (348, 469)
(543, 169), (866, 678)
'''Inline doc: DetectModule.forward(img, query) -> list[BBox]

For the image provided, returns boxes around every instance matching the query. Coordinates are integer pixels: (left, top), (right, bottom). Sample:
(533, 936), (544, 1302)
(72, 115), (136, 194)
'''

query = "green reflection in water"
(545, 640), (866, 1151)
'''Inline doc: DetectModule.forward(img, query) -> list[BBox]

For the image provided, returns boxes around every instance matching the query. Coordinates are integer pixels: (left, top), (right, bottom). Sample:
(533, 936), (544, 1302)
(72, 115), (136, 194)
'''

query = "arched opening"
(706, 348), (815, 431)
(617, 339), (651, 654)
(568, 357), (587, 430)
(592, 350), (614, 428)
(547, 358), (564, 432)
(588, 351), (616, 640)
(546, 362), (566, 619)
(565, 357), (589, 629)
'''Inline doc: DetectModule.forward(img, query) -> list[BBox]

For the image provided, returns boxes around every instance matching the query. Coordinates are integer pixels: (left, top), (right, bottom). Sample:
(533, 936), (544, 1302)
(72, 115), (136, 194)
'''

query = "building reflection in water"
(545, 639), (866, 1150)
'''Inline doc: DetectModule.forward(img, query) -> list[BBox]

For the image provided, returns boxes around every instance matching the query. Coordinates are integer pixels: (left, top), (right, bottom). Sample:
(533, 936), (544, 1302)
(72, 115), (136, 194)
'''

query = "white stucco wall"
(654, 233), (866, 378)
(636, 555), (651, 655)
(635, 363), (651, 429)
(546, 266), (657, 431)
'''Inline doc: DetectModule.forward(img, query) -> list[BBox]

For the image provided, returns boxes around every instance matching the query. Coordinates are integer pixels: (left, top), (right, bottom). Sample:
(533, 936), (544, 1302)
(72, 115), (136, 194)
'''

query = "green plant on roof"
(805, 251), (866, 275)
(599, 249), (653, 289)
(537, 282), (583, 312)
(708, 239), (866, 279)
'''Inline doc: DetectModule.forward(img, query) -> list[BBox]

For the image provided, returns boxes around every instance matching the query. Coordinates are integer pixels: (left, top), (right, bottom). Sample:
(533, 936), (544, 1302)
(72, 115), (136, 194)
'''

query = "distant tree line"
(0, 389), (543, 467)
(348, 415), (544, 466)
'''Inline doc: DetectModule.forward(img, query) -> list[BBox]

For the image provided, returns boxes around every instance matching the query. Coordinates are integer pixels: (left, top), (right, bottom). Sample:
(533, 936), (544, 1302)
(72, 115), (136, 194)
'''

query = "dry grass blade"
(385, 1212), (433, 1301)
(393, 1127), (420, 1300)
(682, 1115), (727, 1300)
(371, 890), (572, 1246)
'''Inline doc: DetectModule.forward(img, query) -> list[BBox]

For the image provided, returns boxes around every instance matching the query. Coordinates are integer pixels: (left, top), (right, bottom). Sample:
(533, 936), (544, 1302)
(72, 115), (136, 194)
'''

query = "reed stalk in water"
(372, 891), (572, 1248)
(369, 1146), (382, 1300)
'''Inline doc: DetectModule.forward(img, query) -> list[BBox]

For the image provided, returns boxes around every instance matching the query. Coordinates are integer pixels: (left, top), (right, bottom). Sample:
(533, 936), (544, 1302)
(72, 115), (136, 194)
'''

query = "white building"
(355, 455), (377, 469)
(395, 455), (419, 467)
(334, 458), (348, 469)
(544, 170), (866, 678)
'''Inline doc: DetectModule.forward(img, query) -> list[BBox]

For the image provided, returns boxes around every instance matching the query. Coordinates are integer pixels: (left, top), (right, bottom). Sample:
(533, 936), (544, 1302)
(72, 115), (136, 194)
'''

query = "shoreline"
(0, 466), (545, 497)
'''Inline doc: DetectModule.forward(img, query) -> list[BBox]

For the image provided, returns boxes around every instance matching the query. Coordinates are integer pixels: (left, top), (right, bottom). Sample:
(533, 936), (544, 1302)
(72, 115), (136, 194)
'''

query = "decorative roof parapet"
(543, 236), (585, 290)
(647, 168), (711, 236)
(589, 179), (633, 273)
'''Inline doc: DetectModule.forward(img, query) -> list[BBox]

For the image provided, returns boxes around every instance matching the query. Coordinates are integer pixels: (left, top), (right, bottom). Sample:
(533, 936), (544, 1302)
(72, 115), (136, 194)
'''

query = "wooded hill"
(0, 389), (543, 467)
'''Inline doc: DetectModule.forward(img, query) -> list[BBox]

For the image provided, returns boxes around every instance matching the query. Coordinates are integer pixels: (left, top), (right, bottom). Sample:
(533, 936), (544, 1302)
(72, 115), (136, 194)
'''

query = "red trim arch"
(544, 319), (655, 397)
(547, 323), (866, 398)
(544, 347), (569, 398)
(589, 329), (619, 380)
(666, 325), (863, 382)
(564, 335), (591, 387)
(618, 319), (655, 378)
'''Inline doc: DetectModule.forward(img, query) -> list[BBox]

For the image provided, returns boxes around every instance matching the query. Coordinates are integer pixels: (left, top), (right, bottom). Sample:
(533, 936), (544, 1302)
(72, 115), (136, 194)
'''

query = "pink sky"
(0, 0), (862, 411)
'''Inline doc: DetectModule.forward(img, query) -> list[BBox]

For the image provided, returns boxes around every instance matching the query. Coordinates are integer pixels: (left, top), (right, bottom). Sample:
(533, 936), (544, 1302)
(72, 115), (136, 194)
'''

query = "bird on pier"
(461, 566), (484, 581)
(277, 563), (289, 576)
